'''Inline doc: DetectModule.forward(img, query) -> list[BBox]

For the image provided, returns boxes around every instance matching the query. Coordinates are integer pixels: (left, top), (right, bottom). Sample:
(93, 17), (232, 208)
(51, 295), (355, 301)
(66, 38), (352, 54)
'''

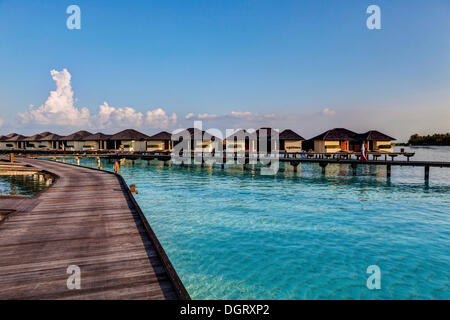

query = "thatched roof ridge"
(59, 131), (93, 141)
(148, 131), (172, 140)
(355, 130), (396, 141)
(310, 128), (358, 141)
(279, 129), (305, 141)
(109, 129), (150, 141)
(82, 132), (112, 141)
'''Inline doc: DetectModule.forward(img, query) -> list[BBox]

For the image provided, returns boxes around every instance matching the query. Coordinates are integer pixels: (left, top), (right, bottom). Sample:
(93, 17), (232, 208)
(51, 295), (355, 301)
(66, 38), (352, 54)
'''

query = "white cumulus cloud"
(17, 69), (178, 131)
(18, 69), (90, 126)
(93, 102), (144, 129)
(145, 108), (177, 129)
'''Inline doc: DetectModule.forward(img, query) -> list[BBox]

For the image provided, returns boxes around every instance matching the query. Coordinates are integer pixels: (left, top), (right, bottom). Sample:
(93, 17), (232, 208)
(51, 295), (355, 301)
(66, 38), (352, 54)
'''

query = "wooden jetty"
(0, 157), (189, 300)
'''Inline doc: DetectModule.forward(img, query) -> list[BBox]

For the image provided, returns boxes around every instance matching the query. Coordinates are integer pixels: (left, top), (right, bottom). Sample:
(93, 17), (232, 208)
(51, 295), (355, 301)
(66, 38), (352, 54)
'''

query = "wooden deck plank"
(0, 157), (189, 300)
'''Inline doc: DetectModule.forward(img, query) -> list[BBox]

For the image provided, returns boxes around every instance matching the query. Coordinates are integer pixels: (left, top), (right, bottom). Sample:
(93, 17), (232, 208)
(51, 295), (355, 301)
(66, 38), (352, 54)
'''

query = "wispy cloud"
(321, 108), (336, 116)
(198, 113), (218, 119)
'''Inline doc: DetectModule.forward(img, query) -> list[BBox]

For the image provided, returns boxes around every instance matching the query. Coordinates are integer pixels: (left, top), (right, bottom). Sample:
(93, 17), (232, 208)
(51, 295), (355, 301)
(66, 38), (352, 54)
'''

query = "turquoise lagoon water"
(58, 146), (449, 299)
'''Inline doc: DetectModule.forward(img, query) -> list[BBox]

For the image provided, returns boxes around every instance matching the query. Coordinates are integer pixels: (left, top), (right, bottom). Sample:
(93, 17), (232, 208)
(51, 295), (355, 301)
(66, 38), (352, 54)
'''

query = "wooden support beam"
(386, 164), (391, 178)
(425, 165), (430, 180)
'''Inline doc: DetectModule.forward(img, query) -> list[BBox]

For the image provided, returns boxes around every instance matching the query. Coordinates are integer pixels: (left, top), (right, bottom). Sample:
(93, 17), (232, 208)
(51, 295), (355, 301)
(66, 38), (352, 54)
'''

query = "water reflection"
(0, 173), (52, 196)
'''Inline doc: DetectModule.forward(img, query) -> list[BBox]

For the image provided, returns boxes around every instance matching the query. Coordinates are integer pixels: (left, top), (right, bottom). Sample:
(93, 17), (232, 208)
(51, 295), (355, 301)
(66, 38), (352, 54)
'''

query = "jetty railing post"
(424, 165), (430, 181)
(386, 164), (391, 178)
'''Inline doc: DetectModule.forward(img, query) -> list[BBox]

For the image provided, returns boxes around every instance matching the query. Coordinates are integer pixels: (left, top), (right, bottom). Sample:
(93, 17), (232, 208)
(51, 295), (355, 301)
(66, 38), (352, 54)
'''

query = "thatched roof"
(4, 134), (28, 141)
(226, 128), (285, 141)
(0, 133), (20, 141)
(310, 128), (358, 141)
(225, 129), (252, 140)
(82, 132), (112, 141)
(148, 131), (172, 141)
(59, 131), (93, 141)
(227, 128), (290, 141)
(40, 133), (63, 141)
(173, 128), (220, 141)
(110, 129), (150, 141)
(38, 132), (53, 137)
(355, 130), (396, 141)
(23, 134), (45, 141)
(280, 129), (305, 141)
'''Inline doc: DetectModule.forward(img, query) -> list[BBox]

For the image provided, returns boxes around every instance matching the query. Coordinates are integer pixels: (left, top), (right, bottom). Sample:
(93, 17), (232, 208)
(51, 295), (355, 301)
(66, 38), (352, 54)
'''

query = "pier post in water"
(9, 153), (14, 163)
(290, 161), (300, 173)
(386, 164), (391, 178)
(424, 165), (430, 181)
(319, 162), (327, 174)
(351, 163), (357, 176)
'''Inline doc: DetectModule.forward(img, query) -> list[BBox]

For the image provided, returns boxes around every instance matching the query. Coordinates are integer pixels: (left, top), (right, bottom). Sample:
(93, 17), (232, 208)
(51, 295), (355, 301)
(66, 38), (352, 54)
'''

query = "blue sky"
(0, 0), (449, 141)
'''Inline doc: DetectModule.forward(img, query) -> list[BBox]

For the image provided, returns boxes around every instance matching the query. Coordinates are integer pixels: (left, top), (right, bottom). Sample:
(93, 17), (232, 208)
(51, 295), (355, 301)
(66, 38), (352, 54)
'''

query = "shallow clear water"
(0, 174), (50, 196)
(59, 146), (449, 299)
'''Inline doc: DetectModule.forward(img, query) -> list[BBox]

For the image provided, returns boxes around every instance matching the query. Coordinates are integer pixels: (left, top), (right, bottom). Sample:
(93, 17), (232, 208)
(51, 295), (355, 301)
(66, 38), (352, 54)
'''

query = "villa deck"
(0, 157), (189, 300)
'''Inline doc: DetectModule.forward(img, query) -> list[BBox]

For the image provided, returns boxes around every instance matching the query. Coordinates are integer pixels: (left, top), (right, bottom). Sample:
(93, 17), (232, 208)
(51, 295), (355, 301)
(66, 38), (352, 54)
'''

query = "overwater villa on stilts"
(1, 126), (449, 181)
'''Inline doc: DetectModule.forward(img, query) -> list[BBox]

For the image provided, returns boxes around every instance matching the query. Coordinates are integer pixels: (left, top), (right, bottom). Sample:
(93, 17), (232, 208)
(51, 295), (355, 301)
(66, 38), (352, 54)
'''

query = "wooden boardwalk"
(0, 158), (189, 300)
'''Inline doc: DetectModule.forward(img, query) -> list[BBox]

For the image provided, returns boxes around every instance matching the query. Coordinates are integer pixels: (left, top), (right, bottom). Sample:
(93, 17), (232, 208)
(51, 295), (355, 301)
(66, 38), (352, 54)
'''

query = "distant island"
(406, 133), (450, 146)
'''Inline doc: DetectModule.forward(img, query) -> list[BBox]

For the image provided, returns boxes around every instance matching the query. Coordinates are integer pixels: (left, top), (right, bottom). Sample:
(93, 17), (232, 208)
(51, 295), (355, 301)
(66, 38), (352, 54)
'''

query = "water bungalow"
(225, 128), (274, 153)
(109, 129), (151, 152)
(306, 128), (396, 153)
(225, 128), (304, 154)
(225, 129), (256, 153)
(23, 134), (46, 150)
(355, 130), (396, 152)
(59, 130), (93, 151)
(307, 128), (359, 153)
(81, 132), (113, 150)
(0, 133), (27, 150)
(20, 132), (60, 150)
(173, 128), (221, 153)
(0, 127), (395, 155)
(147, 131), (173, 152)
(279, 129), (305, 153)
(41, 132), (63, 149)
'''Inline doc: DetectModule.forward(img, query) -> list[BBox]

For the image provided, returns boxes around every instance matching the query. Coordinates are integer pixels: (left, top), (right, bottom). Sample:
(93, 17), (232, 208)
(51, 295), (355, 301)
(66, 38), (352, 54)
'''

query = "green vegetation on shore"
(407, 133), (450, 146)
